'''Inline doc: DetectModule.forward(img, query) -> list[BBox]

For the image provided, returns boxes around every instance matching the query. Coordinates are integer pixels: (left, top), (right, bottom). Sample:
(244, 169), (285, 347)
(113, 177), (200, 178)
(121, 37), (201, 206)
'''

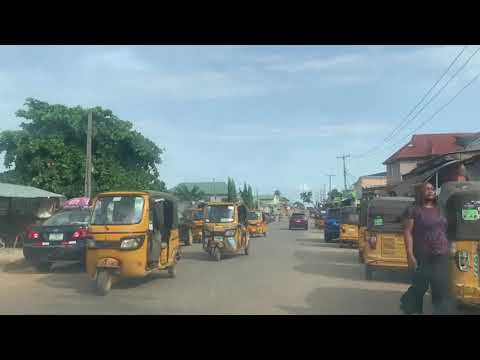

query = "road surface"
(0, 219), (440, 314)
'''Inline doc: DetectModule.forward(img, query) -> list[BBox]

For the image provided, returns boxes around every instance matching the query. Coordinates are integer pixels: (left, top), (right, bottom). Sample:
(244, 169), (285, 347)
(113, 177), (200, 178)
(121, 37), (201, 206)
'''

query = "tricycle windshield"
(206, 205), (235, 223)
(248, 211), (262, 220)
(91, 196), (145, 225)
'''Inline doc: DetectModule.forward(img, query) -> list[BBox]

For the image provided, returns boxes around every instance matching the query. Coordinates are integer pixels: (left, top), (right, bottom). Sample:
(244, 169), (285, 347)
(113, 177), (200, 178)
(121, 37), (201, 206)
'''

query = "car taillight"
(368, 235), (377, 249)
(28, 231), (40, 240)
(456, 251), (470, 272)
(72, 228), (88, 239)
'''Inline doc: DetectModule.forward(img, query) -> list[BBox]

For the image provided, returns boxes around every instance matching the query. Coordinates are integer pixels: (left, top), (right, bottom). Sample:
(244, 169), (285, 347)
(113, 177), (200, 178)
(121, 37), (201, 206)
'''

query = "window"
(92, 196), (144, 225)
(43, 209), (91, 226)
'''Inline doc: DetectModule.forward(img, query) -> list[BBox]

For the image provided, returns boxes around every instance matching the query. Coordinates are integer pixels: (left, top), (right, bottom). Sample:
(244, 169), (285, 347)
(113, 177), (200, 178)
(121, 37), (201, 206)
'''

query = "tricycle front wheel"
(95, 270), (112, 296)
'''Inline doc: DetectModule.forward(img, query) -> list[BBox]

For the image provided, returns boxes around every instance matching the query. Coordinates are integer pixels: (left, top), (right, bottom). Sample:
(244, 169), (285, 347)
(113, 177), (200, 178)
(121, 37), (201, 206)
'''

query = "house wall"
(387, 160), (418, 185)
(353, 176), (387, 199)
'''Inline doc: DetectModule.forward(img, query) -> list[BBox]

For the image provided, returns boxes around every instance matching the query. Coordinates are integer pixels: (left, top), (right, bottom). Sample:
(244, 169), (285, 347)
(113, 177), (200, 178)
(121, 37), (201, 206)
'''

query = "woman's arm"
(404, 218), (417, 269)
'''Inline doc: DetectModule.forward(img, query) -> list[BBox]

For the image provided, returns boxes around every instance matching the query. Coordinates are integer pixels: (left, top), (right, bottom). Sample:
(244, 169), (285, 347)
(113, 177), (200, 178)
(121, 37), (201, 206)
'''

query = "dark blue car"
(324, 208), (341, 243)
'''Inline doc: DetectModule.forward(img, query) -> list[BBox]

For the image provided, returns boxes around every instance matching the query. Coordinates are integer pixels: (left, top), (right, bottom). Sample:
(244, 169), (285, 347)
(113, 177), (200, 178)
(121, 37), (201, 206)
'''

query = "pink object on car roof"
(63, 197), (90, 209)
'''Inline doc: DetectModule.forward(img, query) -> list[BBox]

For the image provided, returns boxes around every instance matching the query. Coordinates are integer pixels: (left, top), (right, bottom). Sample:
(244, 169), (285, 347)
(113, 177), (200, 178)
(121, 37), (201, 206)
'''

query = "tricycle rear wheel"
(168, 264), (177, 278)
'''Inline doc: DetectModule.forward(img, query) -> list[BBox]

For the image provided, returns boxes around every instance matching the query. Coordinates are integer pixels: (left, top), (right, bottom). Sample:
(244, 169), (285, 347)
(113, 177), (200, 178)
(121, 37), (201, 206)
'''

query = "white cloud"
(265, 54), (366, 73)
(196, 120), (390, 142)
(81, 46), (151, 72)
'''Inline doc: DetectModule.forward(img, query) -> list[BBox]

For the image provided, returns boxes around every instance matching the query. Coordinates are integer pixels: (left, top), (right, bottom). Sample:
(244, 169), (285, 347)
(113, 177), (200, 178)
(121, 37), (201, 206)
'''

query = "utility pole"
(84, 111), (93, 198)
(213, 178), (216, 202)
(326, 174), (335, 195)
(323, 184), (327, 203)
(337, 154), (351, 191)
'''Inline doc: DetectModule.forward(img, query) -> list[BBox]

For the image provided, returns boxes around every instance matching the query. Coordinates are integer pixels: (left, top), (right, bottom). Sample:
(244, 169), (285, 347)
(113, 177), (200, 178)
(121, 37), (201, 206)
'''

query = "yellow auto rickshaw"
(364, 196), (414, 280)
(86, 191), (181, 295)
(247, 210), (268, 237)
(339, 206), (360, 248)
(357, 199), (369, 263)
(203, 202), (250, 261)
(439, 181), (480, 308)
(179, 207), (205, 246)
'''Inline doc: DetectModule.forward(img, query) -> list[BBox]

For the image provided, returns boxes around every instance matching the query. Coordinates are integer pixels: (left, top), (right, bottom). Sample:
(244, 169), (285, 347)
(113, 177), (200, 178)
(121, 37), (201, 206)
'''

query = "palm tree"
(174, 184), (205, 202)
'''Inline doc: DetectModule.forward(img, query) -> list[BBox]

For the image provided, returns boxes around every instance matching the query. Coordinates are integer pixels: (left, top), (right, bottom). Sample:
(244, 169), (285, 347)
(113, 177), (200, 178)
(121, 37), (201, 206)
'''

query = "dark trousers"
(400, 255), (452, 315)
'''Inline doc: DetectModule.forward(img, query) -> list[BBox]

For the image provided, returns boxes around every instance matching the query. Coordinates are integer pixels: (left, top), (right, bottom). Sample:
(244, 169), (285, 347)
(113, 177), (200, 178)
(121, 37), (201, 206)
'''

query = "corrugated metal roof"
(384, 133), (470, 164)
(0, 182), (65, 198)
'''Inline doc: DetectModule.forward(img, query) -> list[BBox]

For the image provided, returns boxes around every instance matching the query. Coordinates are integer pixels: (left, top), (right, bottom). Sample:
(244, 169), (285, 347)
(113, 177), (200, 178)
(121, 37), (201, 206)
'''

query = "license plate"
(214, 236), (223, 242)
(49, 233), (64, 241)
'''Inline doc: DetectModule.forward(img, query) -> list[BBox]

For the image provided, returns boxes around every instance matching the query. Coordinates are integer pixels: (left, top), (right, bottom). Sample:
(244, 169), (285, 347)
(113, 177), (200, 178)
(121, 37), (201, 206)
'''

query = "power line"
(387, 70), (480, 150)
(354, 46), (479, 159)
(383, 46), (468, 143)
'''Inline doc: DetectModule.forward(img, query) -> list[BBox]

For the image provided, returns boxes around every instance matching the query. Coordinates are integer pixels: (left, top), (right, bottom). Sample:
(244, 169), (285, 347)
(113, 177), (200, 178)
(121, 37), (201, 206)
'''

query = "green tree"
(274, 189), (281, 197)
(300, 191), (313, 204)
(239, 183), (248, 204)
(227, 177), (238, 202)
(174, 184), (205, 202)
(0, 98), (166, 198)
(293, 201), (305, 209)
(247, 185), (254, 209)
(328, 189), (342, 200)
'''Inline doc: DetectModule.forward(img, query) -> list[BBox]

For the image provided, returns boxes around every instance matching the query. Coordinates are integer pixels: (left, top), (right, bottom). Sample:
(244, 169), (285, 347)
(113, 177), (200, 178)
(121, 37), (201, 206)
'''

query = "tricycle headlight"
(120, 236), (144, 250)
(87, 239), (96, 248)
(225, 230), (235, 237)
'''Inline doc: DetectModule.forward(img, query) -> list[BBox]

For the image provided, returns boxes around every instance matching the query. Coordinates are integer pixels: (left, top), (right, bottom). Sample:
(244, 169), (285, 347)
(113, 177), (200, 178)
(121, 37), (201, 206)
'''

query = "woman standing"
(401, 182), (451, 315)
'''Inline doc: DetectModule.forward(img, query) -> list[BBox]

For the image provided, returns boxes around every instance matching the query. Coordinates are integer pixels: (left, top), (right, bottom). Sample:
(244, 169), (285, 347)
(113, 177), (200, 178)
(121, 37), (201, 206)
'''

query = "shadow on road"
(299, 242), (340, 248)
(277, 287), (408, 315)
(35, 270), (93, 295)
(3, 259), (35, 274)
(3, 259), (85, 275)
(277, 286), (469, 315)
(293, 249), (410, 284)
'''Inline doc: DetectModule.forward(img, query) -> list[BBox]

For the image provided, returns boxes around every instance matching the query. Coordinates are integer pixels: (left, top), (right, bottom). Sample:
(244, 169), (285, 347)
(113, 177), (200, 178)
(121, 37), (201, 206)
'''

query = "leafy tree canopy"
(300, 191), (313, 204)
(0, 98), (166, 198)
(174, 184), (205, 202)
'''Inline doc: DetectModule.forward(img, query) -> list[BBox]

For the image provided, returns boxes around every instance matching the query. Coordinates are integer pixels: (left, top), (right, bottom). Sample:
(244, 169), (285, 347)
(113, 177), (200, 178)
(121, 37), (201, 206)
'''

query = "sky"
(1, 45), (480, 202)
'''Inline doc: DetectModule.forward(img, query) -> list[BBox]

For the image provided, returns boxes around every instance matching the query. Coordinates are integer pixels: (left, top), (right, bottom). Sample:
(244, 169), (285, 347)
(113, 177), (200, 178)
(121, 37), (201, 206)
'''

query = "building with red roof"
(383, 133), (472, 185)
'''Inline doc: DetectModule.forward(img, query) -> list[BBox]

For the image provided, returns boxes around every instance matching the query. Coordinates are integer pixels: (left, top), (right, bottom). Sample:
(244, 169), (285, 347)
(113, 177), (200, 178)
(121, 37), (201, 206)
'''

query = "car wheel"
(95, 269), (112, 296)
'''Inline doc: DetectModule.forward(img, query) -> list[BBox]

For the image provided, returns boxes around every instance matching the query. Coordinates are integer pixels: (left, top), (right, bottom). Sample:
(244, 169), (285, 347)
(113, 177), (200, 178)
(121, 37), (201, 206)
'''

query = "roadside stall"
(0, 183), (65, 248)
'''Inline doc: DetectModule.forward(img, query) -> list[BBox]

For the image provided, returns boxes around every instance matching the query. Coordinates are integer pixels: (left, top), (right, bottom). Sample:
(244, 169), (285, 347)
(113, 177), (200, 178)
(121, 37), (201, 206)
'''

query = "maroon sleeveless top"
(405, 205), (449, 258)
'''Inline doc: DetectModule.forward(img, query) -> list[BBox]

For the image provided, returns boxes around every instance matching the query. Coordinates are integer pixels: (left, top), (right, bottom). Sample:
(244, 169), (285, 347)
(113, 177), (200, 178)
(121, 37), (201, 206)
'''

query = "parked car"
(289, 212), (308, 230)
(22, 207), (92, 272)
(324, 207), (341, 242)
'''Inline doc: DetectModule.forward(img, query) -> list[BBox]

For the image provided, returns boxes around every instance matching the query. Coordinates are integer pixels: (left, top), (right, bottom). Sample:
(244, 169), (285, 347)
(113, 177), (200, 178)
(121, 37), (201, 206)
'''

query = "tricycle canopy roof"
(94, 191), (179, 203)
(0, 182), (65, 199)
